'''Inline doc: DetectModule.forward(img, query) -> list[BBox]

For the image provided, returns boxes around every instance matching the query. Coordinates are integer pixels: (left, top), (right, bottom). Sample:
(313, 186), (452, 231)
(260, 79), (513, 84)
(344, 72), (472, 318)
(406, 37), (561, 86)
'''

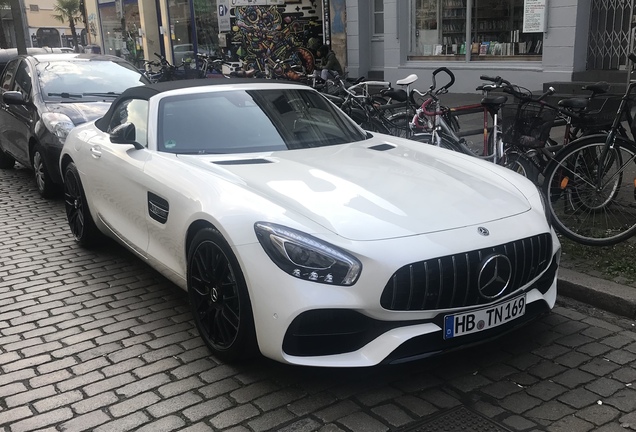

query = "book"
(434, 44), (443, 55)
(479, 42), (490, 55)
(471, 42), (480, 54)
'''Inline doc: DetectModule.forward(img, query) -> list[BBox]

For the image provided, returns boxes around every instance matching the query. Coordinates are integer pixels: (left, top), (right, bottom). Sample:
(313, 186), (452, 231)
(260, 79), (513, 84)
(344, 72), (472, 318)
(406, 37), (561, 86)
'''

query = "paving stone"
(247, 407), (297, 432)
(32, 390), (84, 413)
(10, 407), (73, 432)
(158, 376), (204, 398)
(546, 415), (595, 432)
(499, 392), (543, 414)
(146, 391), (202, 418)
(603, 350), (636, 366)
(528, 360), (567, 379)
(72, 391), (119, 415)
(337, 411), (389, 432)
(230, 381), (279, 404)
(585, 378), (627, 398)
(135, 416), (186, 432)
(610, 366), (636, 383)
(182, 397), (233, 422)
(524, 400), (575, 422)
(604, 388), (636, 412)
(580, 358), (621, 376)
(577, 404), (621, 426)
(371, 403), (414, 428)
(502, 414), (538, 431)
(5, 385), (57, 408)
(554, 351), (591, 368)
(93, 412), (151, 432)
(578, 342), (614, 357)
(58, 410), (111, 432)
(109, 391), (161, 418)
(288, 392), (340, 417)
(116, 373), (172, 398)
(602, 335), (634, 349)
(277, 418), (322, 432)
(314, 400), (361, 423)
(209, 404), (260, 430)
(526, 381), (568, 401)
(551, 369), (596, 389)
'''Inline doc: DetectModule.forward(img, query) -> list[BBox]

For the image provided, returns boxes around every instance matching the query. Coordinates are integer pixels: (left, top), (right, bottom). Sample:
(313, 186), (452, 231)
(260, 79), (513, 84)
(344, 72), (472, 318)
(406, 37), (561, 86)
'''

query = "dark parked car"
(0, 53), (150, 197)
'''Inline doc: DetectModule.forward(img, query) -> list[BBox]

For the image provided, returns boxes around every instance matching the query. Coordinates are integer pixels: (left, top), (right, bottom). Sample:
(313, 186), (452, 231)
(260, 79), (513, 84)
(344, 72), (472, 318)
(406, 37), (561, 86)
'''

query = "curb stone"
(558, 267), (636, 319)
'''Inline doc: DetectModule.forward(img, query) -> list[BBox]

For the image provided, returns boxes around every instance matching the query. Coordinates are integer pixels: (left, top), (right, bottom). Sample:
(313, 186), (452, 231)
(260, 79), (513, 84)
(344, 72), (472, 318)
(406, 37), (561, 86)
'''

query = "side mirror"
(109, 122), (143, 150)
(3, 91), (26, 105)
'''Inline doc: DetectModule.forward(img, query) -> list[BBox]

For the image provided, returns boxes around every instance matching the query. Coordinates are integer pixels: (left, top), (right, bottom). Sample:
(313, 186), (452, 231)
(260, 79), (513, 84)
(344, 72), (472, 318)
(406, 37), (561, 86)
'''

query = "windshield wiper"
(47, 92), (83, 98)
(82, 92), (121, 98)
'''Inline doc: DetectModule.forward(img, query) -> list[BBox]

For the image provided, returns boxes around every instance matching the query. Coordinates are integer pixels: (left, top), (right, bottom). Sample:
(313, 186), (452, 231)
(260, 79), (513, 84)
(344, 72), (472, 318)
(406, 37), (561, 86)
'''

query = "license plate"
(443, 294), (526, 339)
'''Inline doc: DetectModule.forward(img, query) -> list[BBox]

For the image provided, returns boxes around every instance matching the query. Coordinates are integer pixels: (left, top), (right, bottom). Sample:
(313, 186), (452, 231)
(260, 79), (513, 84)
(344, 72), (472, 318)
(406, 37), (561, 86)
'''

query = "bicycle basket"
(501, 101), (557, 148)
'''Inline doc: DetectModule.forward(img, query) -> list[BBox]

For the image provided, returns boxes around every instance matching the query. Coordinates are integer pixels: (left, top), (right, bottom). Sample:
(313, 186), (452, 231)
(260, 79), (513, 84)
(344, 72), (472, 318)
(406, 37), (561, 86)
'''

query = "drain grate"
(399, 406), (512, 432)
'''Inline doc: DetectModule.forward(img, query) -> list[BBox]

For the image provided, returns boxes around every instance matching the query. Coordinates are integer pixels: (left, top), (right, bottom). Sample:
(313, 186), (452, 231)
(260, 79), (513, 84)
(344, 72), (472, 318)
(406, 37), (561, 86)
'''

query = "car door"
(0, 59), (34, 164)
(85, 98), (151, 256)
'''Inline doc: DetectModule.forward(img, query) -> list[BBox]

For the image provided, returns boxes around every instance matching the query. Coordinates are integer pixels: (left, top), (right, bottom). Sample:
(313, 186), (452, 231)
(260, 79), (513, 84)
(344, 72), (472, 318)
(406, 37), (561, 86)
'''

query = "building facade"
(346, 0), (632, 92)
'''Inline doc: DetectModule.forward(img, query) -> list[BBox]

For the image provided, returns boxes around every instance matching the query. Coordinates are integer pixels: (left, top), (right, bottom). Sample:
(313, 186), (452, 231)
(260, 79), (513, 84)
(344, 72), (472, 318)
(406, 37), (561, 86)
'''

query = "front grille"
(380, 233), (552, 311)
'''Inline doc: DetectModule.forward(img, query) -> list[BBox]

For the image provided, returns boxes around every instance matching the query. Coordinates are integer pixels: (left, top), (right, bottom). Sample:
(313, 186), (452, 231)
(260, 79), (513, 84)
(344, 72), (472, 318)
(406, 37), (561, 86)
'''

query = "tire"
(0, 148), (15, 169)
(504, 153), (540, 184)
(542, 135), (636, 246)
(384, 112), (411, 138)
(63, 161), (103, 247)
(187, 228), (258, 362)
(32, 144), (59, 198)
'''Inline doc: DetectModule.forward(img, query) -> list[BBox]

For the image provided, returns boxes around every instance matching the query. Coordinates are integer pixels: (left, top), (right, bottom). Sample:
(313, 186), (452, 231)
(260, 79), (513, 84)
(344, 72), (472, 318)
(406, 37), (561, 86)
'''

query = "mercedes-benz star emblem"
(477, 254), (512, 299)
(478, 227), (489, 236)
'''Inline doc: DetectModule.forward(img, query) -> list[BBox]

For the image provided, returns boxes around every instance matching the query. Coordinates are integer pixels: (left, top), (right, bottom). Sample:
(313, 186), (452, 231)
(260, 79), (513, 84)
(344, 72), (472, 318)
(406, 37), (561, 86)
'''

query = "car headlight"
(536, 185), (551, 226)
(255, 222), (362, 286)
(41, 113), (75, 144)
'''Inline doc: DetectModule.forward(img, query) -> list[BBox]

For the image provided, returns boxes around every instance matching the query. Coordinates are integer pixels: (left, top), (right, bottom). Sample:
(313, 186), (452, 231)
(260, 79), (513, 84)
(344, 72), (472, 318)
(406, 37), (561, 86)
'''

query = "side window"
(1, 59), (19, 90)
(108, 98), (149, 148)
(12, 61), (32, 98)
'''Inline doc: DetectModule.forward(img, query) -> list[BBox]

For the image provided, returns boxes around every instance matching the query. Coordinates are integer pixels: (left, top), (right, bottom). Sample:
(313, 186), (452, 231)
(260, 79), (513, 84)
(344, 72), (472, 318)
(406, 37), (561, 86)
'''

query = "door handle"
(90, 146), (102, 158)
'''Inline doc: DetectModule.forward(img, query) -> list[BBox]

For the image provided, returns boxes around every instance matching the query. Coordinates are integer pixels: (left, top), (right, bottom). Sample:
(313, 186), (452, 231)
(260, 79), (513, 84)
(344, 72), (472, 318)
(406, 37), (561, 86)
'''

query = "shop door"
(587, 0), (635, 70)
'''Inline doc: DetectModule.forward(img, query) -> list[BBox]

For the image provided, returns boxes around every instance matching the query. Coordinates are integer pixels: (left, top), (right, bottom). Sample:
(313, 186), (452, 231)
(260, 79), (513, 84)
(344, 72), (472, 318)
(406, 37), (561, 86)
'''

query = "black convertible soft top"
(95, 78), (304, 131)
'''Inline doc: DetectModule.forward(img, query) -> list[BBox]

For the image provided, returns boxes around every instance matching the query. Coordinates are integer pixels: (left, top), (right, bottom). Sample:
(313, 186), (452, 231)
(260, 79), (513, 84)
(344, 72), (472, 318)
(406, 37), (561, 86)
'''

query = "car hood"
(45, 101), (111, 125)
(179, 141), (532, 241)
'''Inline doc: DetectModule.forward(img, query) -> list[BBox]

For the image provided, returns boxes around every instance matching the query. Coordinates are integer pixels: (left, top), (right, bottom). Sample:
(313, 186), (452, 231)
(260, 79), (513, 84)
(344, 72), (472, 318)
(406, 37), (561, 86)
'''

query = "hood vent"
(369, 144), (396, 151)
(213, 158), (273, 165)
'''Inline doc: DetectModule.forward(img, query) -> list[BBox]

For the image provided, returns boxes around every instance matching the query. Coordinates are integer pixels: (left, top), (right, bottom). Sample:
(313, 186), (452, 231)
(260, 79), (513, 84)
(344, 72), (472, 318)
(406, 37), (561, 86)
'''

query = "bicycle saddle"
(558, 98), (588, 109)
(381, 88), (408, 102)
(582, 81), (610, 94)
(396, 74), (418, 86)
(480, 95), (507, 107)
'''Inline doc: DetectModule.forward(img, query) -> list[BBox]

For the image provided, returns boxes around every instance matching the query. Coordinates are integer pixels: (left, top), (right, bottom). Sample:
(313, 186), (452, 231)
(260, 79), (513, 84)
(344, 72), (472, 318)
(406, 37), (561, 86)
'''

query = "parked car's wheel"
(63, 161), (103, 247)
(0, 148), (15, 169)
(32, 144), (58, 198)
(187, 228), (257, 362)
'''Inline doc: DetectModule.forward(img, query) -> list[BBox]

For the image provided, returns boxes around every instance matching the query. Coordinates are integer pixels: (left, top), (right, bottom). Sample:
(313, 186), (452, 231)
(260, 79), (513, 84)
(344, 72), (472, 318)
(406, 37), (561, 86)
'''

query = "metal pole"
(465, 0), (472, 62)
(628, 0), (635, 86)
(9, 0), (27, 54)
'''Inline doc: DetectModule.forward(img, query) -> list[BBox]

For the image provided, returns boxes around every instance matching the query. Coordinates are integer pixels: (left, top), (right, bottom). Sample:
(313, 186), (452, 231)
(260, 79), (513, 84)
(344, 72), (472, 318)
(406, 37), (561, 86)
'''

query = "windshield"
(157, 88), (368, 154)
(38, 60), (149, 101)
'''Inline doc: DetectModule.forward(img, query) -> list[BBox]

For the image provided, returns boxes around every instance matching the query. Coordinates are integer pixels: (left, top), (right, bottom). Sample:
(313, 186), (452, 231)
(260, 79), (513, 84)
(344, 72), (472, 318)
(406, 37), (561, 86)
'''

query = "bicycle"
(409, 67), (513, 162)
(541, 52), (636, 246)
(492, 77), (623, 184)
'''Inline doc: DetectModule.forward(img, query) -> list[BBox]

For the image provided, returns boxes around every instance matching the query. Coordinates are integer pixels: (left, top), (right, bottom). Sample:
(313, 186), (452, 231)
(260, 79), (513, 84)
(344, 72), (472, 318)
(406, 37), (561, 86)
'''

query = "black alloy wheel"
(32, 144), (58, 198)
(187, 228), (257, 362)
(63, 162), (102, 247)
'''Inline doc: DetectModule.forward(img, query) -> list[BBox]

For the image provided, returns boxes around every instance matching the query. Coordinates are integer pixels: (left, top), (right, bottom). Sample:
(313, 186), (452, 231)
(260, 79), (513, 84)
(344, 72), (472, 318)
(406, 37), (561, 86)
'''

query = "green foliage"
(53, 0), (82, 25)
(559, 235), (636, 283)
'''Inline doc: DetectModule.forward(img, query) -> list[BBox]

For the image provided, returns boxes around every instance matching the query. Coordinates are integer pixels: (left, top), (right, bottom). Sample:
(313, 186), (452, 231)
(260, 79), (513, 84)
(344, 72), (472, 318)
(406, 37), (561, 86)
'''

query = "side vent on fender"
(213, 159), (273, 165)
(369, 144), (396, 151)
(148, 192), (169, 224)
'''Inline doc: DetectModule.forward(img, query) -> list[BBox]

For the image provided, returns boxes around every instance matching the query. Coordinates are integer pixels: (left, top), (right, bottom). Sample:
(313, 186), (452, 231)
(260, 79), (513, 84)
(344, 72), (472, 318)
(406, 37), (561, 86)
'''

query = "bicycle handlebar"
(430, 67), (455, 94)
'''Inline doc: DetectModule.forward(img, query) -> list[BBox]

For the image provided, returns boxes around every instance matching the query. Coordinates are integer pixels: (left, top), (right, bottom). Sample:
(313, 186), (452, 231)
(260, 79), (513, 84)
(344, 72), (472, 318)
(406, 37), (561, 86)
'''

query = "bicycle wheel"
(409, 133), (468, 154)
(504, 153), (540, 184)
(542, 135), (636, 246)
(384, 112), (411, 138)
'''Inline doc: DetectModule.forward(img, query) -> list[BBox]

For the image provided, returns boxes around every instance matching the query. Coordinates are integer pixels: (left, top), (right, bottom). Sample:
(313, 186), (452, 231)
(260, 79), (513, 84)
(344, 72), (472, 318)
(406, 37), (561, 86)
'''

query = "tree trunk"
(69, 18), (79, 52)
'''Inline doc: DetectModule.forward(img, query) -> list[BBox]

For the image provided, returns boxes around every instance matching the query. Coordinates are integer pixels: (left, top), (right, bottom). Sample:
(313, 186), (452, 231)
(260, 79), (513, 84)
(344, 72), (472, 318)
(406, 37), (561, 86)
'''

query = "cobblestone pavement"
(1, 165), (636, 432)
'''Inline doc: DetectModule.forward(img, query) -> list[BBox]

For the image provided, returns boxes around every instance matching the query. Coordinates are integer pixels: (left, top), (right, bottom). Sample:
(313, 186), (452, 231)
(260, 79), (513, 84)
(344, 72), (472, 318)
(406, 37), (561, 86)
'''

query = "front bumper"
(237, 221), (560, 367)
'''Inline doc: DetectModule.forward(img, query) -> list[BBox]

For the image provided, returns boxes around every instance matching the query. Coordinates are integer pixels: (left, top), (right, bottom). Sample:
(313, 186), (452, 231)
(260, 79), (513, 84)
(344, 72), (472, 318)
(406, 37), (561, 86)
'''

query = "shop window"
(410, 0), (543, 60)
